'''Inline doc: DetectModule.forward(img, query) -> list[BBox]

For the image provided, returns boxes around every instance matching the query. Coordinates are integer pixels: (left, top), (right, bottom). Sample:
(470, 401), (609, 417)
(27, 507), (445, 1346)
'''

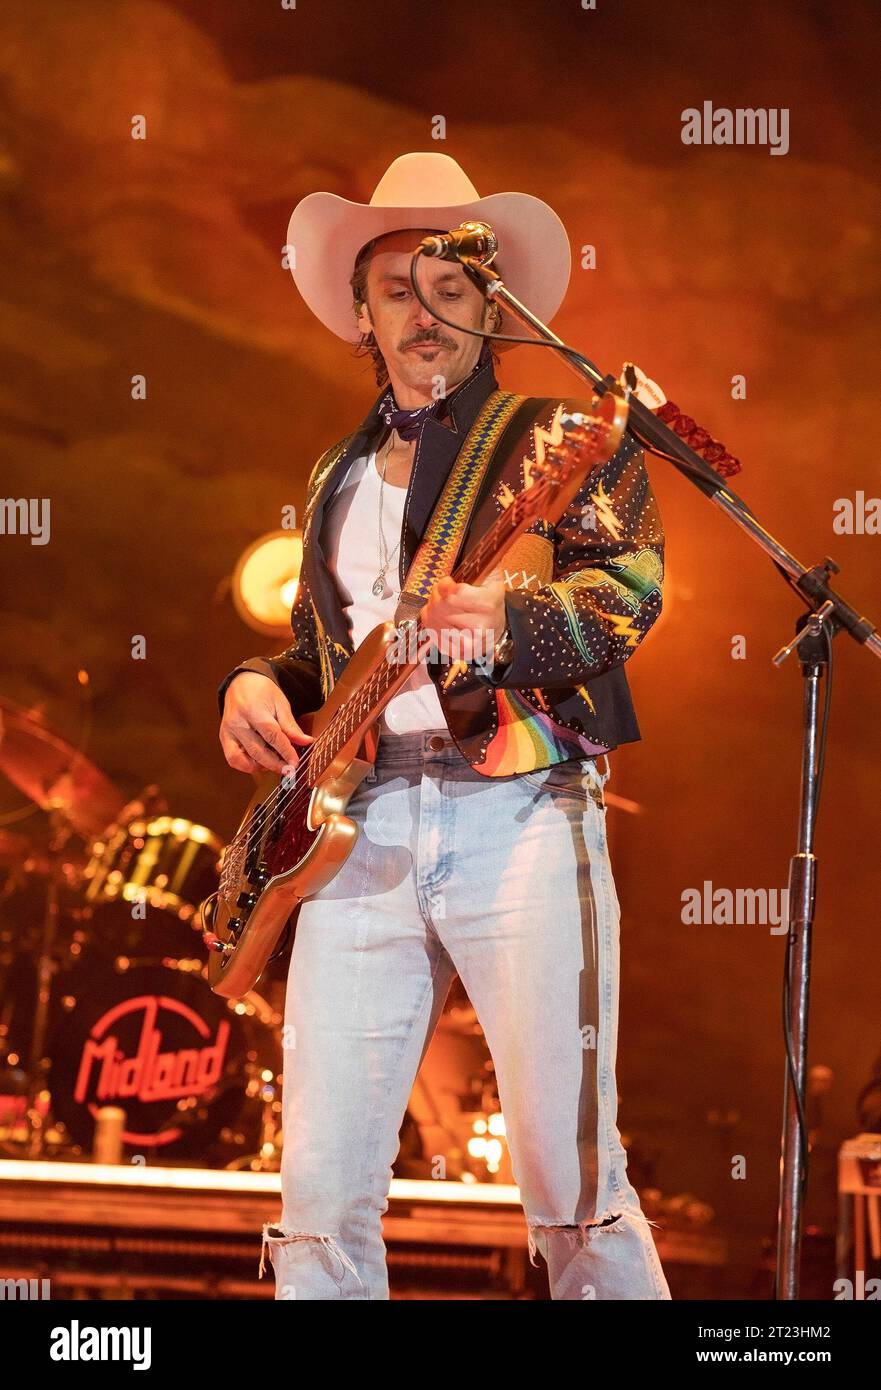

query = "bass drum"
(48, 943), (283, 1166)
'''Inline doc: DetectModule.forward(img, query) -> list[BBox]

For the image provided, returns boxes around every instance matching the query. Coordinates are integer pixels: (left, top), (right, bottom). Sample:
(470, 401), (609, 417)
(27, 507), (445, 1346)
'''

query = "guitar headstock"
(530, 390), (629, 524)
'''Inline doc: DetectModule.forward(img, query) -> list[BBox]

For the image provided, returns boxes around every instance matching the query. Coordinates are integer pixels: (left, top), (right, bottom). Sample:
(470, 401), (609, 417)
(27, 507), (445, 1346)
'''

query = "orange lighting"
(231, 529), (303, 637)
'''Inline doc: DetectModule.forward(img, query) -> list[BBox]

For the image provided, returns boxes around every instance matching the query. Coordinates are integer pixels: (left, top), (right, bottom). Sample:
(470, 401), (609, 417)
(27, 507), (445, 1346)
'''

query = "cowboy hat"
(285, 152), (571, 348)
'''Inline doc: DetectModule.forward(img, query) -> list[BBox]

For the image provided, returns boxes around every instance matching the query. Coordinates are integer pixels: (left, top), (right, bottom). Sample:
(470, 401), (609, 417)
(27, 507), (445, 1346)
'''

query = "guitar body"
(204, 623), (395, 997)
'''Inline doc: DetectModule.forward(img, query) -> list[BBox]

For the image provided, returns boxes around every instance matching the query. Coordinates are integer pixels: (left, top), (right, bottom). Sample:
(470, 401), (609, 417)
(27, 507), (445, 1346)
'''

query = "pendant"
(372, 573), (386, 598)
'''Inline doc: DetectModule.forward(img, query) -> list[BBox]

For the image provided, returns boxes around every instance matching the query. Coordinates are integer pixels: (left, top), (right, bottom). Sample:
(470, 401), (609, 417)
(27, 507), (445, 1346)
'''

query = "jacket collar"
(303, 354), (500, 647)
(356, 348), (499, 444)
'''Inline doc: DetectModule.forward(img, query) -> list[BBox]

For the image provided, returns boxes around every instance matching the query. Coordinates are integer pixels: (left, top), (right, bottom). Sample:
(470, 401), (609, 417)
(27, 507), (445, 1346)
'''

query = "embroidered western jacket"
(216, 354), (664, 776)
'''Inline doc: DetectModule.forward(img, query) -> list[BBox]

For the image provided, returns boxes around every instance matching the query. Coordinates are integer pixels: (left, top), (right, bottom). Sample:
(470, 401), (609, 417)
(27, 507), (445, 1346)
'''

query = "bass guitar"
(202, 391), (628, 997)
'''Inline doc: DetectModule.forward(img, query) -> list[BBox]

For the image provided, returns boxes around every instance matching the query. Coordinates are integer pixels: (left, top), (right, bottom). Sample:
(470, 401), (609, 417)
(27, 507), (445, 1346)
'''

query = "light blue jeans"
(260, 730), (671, 1300)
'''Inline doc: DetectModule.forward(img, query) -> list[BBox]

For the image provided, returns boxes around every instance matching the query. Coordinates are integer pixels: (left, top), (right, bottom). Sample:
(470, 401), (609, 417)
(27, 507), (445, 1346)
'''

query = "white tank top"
(321, 447), (446, 734)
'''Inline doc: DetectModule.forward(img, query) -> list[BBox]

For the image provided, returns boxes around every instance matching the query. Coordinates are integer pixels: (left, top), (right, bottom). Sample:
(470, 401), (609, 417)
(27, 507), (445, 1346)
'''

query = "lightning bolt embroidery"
(597, 609), (641, 648)
(303, 443), (350, 544)
(589, 480), (623, 540)
(441, 659), (469, 691)
(575, 683), (597, 713)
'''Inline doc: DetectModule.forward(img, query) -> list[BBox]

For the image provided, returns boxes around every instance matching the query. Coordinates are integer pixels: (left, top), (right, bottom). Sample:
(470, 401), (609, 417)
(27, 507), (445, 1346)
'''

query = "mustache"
(400, 330), (457, 351)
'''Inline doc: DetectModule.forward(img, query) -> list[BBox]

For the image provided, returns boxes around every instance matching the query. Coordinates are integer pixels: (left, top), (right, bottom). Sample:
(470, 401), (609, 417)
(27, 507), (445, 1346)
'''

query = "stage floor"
(0, 1159), (727, 1299)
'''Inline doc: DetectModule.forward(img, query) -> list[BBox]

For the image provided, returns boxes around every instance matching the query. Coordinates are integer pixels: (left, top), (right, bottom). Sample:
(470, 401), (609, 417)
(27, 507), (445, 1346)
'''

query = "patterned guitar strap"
(392, 389), (525, 624)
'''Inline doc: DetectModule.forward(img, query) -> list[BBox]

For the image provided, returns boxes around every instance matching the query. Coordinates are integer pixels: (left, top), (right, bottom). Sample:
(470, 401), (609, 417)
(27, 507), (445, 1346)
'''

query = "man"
(217, 153), (670, 1300)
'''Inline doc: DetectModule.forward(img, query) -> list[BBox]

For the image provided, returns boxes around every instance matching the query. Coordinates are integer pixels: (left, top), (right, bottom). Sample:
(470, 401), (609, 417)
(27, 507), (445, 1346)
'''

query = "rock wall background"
(1, 0), (879, 1277)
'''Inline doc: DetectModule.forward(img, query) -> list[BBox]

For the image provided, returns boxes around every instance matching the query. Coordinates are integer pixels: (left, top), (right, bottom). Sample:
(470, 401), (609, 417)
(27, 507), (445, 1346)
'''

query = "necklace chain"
(374, 431), (403, 597)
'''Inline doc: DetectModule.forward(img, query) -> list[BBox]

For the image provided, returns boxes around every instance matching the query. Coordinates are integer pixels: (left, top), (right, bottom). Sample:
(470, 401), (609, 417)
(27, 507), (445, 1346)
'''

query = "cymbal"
(0, 828), (52, 874)
(0, 696), (124, 839)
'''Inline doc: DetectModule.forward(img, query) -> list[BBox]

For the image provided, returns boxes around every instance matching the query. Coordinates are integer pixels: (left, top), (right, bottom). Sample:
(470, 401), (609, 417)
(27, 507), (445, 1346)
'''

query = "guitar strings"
(223, 648), (398, 868)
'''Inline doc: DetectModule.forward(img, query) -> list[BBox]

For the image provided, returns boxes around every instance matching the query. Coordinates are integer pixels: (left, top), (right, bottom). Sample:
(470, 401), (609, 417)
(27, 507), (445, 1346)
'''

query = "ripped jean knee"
(259, 1221), (365, 1297)
(526, 1209), (662, 1268)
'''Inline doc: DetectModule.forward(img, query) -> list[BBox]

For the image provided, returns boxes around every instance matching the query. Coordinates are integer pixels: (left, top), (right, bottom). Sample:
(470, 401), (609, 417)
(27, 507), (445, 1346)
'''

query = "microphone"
(418, 221), (498, 266)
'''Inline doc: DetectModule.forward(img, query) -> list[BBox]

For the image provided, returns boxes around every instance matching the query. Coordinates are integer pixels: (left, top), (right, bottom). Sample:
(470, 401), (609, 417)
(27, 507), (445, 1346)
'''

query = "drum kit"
(0, 695), (283, 1170)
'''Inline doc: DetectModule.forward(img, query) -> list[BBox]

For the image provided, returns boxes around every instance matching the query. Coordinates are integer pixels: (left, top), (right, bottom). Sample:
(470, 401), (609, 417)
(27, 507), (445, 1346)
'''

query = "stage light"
(231, 529), (303, 637)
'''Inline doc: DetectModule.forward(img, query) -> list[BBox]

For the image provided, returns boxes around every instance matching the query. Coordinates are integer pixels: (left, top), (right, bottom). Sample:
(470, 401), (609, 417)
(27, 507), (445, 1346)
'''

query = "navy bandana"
(379, 340), (493, 441)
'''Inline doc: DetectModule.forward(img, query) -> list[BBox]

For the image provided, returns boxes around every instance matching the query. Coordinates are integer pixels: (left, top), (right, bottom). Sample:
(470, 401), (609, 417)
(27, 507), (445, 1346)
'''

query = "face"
(355, 228), (496, 403)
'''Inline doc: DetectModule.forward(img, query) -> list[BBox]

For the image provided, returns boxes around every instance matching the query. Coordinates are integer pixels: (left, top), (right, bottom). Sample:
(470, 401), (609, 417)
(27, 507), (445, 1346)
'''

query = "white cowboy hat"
(286, 152), (571, 349)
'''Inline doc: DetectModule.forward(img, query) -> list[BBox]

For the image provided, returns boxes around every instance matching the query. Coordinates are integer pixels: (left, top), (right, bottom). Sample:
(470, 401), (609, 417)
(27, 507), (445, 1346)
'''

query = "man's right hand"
(219, 673), (313, 775)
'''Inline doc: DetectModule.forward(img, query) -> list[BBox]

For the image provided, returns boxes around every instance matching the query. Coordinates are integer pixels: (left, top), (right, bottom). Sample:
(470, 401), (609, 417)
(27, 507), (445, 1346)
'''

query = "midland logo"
(75, 994), (229, 1145)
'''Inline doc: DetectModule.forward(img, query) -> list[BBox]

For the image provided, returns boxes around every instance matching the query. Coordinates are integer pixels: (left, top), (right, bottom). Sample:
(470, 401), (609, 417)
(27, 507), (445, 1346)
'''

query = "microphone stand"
(454, 253), (881, 1300)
